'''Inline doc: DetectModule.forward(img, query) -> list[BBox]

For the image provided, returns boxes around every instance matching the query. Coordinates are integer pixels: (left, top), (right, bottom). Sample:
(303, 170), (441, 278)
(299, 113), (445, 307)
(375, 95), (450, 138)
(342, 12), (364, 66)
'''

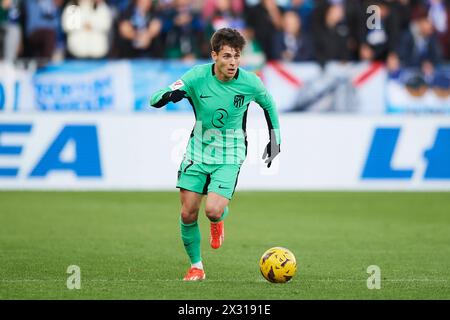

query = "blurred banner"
(386, 67), (450, 114)
(262, 61), (385, 114)
(1, 114), (449, 190)
(2, 60), (449, 114)
(0, 60), (194, 113)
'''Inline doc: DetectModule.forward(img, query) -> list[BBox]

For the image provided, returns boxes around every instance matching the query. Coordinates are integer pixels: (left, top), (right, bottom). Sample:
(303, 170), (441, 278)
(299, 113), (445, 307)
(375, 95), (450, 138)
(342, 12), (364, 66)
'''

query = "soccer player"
(150, 28), (281, 281)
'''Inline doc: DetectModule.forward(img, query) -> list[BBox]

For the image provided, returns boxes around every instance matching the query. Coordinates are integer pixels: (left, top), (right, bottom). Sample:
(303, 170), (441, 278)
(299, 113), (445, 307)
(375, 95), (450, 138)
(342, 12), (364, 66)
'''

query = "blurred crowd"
(0, 0), (449, 73)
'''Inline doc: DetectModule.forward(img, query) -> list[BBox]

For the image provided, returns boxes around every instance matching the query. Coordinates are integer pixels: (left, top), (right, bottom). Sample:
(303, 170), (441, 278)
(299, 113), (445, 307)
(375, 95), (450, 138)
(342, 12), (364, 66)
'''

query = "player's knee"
(205, 204), (224, 221)
(181, 206), (199, 224)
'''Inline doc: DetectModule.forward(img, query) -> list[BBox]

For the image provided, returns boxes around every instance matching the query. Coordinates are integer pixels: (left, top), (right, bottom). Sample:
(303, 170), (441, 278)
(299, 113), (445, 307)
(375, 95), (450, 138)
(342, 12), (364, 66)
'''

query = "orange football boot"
(183, 267), (206, 281)
(210, 221), (224, 249)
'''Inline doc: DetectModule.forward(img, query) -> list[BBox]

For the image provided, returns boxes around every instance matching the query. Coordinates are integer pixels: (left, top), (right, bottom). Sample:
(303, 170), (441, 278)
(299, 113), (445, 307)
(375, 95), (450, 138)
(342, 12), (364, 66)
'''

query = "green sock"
(180, 219), (202, 264)
(209, 206), (229, 223)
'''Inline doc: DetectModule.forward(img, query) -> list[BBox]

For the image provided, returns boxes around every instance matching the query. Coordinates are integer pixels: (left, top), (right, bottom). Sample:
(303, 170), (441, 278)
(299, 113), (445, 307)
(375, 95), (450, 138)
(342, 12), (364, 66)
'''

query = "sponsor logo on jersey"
(169, 79), (184, 91)
(212, 109), (229, 128)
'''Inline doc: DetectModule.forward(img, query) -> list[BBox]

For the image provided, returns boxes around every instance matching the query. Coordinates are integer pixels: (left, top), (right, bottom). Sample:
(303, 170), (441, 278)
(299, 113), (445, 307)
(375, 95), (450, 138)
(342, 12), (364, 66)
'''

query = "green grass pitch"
(1, 191), (449, 299)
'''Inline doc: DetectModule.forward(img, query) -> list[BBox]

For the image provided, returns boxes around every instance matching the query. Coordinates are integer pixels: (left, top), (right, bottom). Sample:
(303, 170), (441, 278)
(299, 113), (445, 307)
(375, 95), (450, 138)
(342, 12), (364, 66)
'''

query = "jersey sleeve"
(252, 74), (281, 145)
(149, 67), (197, 108)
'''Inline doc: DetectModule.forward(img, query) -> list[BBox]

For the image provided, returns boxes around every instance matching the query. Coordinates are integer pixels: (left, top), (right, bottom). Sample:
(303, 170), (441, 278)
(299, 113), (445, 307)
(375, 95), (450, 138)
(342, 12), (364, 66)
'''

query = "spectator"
(205, 0), (245, 31)
(106, 0), (129, 12)
(23, 0), (61, 59)
(117, 0), (163, 58)
(2, 0), (22, 61)
(244, 0), (283, 60)
(391, 0), (413, 33)
(0, 0), (8, 59)
(312, 3), (352, 65)
(431, 71), (450, 99)
(201, 0), (246, 56)
(157, 0), (176, 12)
(106, 0), (129, 24)
(428, 0), (447, 33)
(272, 10), (314, 61)
(161, 0), (204, 60)
(62, 0), (112, 59)
(240, 26), (266, 66)
(397, 4), (442, 76)
(285, 0), (314, 32)
(360, 0), (401, 62)
(427, 0), (450, 60)
(343, 0), (365, 60)
(313, 0), (363, 61)
(202, 0), (243, 20)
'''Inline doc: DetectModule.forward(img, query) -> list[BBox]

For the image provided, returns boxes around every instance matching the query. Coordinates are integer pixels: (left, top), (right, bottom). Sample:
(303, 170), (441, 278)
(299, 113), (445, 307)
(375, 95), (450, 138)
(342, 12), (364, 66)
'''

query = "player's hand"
(167, 89), (186, 103)
(262, 141), (281, 168)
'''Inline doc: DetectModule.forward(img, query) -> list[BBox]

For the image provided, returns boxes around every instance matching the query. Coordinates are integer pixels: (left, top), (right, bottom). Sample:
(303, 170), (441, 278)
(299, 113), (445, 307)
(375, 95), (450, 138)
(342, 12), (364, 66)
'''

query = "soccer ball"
(259, 247), (297, 283)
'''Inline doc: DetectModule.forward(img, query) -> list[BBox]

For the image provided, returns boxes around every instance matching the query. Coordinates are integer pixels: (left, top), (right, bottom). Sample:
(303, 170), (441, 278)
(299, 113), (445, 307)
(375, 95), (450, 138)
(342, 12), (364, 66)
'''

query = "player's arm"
(149, 69), (195, 108)
(150, 87), (186, 108)
(253, 75), (281, 168)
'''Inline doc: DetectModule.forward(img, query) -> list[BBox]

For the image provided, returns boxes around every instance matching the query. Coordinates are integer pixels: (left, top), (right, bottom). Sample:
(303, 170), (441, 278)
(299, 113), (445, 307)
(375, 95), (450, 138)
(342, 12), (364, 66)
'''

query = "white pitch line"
(0, 279), (449, 283)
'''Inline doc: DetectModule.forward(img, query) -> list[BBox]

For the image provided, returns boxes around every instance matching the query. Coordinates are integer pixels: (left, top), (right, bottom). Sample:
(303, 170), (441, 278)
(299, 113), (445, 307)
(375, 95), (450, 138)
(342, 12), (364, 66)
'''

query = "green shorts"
(176, 159), (241, 200)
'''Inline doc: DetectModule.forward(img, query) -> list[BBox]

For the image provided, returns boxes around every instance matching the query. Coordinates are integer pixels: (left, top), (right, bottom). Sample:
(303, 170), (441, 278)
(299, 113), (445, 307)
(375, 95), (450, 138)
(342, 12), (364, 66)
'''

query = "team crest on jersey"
(234, 95), (245, 108)
(169, 79), (184, 90)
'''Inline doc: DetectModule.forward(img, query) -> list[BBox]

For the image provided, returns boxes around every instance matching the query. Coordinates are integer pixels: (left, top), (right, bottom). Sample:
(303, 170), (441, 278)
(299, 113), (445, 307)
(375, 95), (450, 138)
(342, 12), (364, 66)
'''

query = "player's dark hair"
(210, 28), (246, 53)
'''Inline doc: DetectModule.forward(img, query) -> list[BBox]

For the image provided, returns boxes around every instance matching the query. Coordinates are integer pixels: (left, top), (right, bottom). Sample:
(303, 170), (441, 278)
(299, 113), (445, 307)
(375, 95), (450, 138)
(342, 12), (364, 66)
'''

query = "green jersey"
(151, 63), (281, 164)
